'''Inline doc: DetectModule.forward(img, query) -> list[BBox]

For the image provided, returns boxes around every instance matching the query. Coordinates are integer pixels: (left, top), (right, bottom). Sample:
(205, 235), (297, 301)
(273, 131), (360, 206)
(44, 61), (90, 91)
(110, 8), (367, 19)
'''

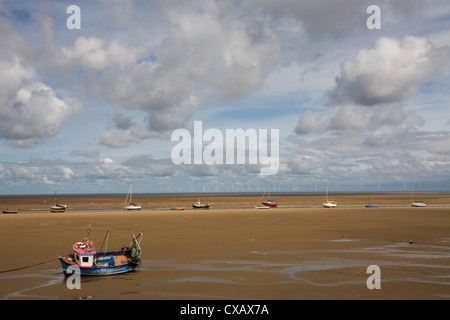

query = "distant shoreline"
(2, 192), (449, 213)
(1, 190), (449, 196)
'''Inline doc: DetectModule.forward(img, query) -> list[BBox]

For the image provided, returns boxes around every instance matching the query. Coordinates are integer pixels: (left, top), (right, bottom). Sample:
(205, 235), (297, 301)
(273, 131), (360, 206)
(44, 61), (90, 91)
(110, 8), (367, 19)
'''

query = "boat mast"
(86, 224), (91, 241)
(130, 185), (132, 204)
(99, 230), (110, 252)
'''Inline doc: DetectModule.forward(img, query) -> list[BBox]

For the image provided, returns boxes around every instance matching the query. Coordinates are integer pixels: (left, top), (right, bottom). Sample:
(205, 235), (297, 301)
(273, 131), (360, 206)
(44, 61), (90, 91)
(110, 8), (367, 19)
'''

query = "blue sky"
(0, 0), (449, 194)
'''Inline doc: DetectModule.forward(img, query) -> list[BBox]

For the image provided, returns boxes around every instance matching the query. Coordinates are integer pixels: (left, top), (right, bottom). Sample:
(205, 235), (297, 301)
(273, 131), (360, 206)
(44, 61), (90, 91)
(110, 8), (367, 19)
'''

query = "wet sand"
(0, 193), (449, 300)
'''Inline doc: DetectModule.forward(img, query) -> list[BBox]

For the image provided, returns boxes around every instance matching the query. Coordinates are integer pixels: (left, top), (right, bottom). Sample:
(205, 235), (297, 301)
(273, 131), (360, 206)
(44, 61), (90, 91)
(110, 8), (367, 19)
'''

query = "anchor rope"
(0, 257), (59, 274)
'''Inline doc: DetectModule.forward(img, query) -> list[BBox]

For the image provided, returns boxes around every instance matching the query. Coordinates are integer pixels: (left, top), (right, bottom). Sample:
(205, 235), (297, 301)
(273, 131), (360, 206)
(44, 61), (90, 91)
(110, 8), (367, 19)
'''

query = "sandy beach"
(0, 192), (449, 301)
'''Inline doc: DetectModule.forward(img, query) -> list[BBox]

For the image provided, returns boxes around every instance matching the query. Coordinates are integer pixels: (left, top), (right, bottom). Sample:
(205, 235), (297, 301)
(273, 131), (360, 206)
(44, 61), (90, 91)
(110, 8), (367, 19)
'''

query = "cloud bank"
(327, 36), (450, 106)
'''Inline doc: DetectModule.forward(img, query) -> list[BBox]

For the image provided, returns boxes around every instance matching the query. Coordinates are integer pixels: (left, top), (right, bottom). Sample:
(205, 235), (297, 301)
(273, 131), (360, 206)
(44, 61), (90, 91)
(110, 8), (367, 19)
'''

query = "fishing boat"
(192, 199), (210, 209)
(59, 225), (143, 276)
(123, 185), (142, 211)
(50, 204), (66, 213)
(50, 192), (67, 212)
(323, 186), (337, 208)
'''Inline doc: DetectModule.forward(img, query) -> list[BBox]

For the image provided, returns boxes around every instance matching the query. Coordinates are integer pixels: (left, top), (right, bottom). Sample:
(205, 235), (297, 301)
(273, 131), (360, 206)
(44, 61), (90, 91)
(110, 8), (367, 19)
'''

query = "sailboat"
(365, 195), (378, 208)
(260, 185), (278, 207)
(322, 186), (336, 208)
(410, 184), (427, 207)
(123, 185), (142, 211)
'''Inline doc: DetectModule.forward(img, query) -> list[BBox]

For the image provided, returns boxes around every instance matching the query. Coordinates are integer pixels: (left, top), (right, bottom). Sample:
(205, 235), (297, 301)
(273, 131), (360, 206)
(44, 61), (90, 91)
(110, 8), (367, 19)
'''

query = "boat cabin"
(73, 241), (96, 267)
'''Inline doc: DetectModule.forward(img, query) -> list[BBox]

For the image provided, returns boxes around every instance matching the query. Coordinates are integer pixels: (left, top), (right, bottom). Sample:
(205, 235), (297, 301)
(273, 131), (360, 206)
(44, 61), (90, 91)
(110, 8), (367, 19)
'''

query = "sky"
(0, 0), (449, 195)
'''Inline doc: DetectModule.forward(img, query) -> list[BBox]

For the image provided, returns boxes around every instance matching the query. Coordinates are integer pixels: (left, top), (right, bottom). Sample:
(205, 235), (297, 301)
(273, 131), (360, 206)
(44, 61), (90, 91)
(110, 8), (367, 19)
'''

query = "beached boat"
(323, 186), (337, 208)
(2, 209), (18, 214)
(50, 204), (66, 212)
(365, 195), (378, 208)
(410, 184), (427, 207)
(323, 200), (337, 208)
(123, 185), (142, 211)
(50, 192), (67, 212)
(192, 199), (210, 209)
(59, 226), (143, 276)
(261, 200), (278, 207)
(170, 207), (185, 210)
(260, 186), (278, 207)
(411, 200), (427, 207)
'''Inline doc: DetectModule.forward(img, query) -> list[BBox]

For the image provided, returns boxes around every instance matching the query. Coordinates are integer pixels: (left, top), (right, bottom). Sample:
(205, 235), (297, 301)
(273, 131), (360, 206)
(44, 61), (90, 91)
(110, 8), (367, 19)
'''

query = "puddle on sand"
(1, 270), (64, 300)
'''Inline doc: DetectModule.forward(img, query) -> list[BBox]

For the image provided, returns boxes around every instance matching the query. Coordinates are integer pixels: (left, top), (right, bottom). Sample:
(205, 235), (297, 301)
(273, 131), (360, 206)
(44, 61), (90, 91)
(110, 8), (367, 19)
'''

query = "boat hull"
(2, 210), (18, 214)
(323, 202), (337, 208)
(193, 204), (210, 209)
(59, 255), (141, 276)
(411, 202), (427, 207)
(125, 206), (141, 211)
(261, 201), (277, 207)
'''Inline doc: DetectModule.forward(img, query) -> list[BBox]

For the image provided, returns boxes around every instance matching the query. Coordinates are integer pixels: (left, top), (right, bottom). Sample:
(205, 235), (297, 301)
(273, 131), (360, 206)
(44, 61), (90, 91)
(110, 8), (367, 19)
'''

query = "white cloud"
(296, 104), (424, 140)
(0, 60), (82, 147)
(101, 2), (280, 137)
(71, 146), (100, 158)
(60, 36), (149, 71)
(1, 1), (450, 193)
(327, 36), (450, 106)
(0, 17), (82, 147)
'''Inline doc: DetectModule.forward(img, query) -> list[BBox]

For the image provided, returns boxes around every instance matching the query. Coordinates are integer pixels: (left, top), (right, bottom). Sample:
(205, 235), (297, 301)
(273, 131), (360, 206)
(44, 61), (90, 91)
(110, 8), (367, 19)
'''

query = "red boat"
(51, 209), (66, 213)
(261, 200), (278, 207)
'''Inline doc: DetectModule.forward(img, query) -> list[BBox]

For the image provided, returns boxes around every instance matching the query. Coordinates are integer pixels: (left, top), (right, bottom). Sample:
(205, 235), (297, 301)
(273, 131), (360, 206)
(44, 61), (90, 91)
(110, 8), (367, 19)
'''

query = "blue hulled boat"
(59, 226), (143, 276)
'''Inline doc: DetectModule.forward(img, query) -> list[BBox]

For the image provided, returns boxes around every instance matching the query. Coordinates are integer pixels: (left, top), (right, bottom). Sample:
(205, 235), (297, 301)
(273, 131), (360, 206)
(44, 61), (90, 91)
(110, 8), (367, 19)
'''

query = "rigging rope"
(0, 257), (59, 274)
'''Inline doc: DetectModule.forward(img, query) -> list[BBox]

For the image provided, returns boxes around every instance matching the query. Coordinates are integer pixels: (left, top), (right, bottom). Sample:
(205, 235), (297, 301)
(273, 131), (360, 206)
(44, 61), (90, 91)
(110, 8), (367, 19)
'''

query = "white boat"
(192, 199), (210, 209)
(50, 192), (67, 212)
(323, 201), (337, 208)
(411, 200), (427, 207)
(323, 186), (337, 208)
(123, 185), (142, 211)
(410, 184), (427, 207)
